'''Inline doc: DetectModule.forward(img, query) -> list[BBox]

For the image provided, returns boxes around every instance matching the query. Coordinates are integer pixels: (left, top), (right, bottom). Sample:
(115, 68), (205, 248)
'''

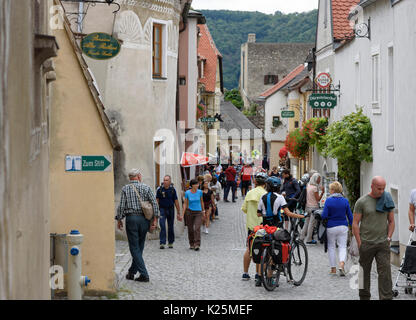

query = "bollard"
(66, 230), (91, 300)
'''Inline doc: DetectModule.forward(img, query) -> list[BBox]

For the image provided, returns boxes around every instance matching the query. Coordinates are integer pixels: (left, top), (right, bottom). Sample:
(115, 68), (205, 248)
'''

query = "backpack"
(297, 187), (307, 211)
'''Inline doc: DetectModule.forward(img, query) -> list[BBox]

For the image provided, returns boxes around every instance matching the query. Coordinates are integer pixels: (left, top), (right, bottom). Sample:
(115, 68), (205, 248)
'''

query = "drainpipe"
(67, 230), (91, 300)
(77, 2), (84, 33)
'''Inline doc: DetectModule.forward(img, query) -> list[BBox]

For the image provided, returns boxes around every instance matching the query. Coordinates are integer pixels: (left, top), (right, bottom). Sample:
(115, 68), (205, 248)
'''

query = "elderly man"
(116, 168), (159, 282)
(352, 176), (395, 300)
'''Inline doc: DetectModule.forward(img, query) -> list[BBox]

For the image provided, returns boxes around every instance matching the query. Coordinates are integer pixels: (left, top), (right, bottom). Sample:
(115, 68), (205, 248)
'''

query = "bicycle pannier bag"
(251, 236), (264, 264)
(271, 240), (291, 264)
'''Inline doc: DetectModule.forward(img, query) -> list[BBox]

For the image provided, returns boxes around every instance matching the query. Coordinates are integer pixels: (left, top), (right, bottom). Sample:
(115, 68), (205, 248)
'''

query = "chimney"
(247, 33), (256, 43)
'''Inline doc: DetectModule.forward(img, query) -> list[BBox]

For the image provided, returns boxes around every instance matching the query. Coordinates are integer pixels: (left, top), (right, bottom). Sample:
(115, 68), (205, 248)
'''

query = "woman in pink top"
(301, 173), (325, 244)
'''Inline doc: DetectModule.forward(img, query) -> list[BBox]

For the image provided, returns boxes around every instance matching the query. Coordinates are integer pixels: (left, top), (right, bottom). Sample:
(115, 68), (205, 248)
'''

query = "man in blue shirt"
(156, 175), (181, 249)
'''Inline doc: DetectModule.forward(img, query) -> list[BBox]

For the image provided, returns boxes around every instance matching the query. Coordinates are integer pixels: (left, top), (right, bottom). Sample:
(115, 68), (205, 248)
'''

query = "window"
(294, 121), (299, 128)
(198, 60), (205, 79)
(152, 24), (163, 78)
(272, 116), (281, 127)
(371, 50), (381, 110)
(264, 75), (278, 85)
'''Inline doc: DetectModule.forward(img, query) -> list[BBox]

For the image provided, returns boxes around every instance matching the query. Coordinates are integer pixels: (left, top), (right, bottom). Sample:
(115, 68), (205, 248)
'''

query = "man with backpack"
(257, 177), (304, 228)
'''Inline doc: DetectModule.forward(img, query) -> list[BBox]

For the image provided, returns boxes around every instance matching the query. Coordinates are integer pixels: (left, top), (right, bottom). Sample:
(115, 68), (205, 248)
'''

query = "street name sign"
(66, 155), (112, 172)
(281, 110), (295, 118)
(81, 33), (121, 60)
(315, 72), (332, 89)
(198, 117), (217, 123)
(309, 93), (337, 109)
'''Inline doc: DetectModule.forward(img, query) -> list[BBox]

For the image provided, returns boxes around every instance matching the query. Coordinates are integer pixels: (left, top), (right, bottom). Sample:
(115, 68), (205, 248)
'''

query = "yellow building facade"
(49, 14), (120, 295)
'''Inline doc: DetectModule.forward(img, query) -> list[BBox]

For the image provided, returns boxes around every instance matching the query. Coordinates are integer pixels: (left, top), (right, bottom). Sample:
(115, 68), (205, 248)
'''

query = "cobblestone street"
(114, 195), (413, 300)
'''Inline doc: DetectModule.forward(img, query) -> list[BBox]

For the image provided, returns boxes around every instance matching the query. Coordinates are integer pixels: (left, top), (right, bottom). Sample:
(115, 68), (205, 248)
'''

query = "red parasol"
(180, 152), (209, 167)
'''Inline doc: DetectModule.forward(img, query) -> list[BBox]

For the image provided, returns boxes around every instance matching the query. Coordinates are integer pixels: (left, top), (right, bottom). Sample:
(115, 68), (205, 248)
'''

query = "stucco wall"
(50, 27), (116, 293)
(0, 0), (52, 299)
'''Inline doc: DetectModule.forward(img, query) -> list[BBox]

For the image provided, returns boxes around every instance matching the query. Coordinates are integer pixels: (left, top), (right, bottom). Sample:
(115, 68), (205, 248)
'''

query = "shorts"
(203, 201), (212, 210)
(247, 229), (254, 247)
(241, 180), (251, 189)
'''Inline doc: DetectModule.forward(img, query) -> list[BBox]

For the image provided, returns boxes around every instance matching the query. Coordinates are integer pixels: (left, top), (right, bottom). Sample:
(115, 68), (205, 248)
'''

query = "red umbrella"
(279, 146), (288, 158)
(180, 152), (209, 167)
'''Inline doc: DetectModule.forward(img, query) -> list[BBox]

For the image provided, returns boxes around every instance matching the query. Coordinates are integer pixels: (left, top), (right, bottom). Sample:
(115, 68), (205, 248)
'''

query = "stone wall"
(244, 42), (313, 104)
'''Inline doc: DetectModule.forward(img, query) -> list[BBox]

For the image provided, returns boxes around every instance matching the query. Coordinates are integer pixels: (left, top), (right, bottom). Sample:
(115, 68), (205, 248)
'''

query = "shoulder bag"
(131, 184), (154, 221)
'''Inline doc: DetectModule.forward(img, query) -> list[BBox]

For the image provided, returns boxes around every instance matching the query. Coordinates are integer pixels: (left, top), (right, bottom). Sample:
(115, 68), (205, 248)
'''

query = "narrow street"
(114, 196), (411, 300)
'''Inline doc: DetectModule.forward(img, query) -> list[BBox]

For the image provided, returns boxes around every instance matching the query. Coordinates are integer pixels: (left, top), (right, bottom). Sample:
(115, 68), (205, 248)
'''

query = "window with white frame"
(371, 49), (381, 110)
(354, 60), (360, 107)
(152, 22), (167, 79)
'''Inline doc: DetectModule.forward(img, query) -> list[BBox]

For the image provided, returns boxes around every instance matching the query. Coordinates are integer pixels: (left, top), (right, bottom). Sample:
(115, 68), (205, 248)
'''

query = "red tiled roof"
(198, 24), (222, 93)
(259, 64), (305, 98)
(332, 0), (360, 40)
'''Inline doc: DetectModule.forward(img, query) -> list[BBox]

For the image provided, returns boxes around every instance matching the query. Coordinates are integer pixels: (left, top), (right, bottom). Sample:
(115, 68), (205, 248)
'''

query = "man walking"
(116, 168), (159, 282)
(156, 175), (181, 249)
(241, 172), (268, 286)
(352, 176), (395, 300)
(224, 164), (237, 202)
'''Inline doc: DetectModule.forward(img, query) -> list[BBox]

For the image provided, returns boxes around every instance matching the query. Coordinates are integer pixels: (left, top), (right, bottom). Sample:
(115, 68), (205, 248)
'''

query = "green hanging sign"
(309, 93), (337, 109)
(81, 33), (121, 60)
(281, 110), (295, 118)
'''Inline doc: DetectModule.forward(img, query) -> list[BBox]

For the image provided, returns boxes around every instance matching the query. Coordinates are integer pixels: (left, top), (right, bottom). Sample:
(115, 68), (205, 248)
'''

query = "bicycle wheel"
(288, 240), (308, 286)
(260, 247), (280, 291)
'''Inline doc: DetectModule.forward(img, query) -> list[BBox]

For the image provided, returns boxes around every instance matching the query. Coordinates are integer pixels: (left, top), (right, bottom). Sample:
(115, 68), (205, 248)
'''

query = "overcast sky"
(192, 0), (319, 15)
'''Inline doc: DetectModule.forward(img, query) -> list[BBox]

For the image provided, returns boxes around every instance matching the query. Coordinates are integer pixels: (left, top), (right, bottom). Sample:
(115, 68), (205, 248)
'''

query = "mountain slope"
(199, 9), (318, 90)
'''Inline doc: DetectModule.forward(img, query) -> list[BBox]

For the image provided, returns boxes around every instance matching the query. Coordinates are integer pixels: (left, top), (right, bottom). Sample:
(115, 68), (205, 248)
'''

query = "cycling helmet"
(266, 176), (282, 188)
(255, 172), (268, 184)
(301, 173), (310, 184)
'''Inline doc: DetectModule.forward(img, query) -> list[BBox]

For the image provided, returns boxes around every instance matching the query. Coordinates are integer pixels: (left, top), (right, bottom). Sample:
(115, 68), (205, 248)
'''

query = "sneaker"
(255, 275), (262, 287)
(135, 274), (149, 282)
(306, 240), (317, 245)
(194, 246), (200, 251)
(168, 243), (173, 249)
(126, 272), (135, 281)
(338, 268), (346, 277)
(206, 227), (209, 234)
(189, 246), (194, 250)
(242, 273), (251, 281)
(160, 244), (165, 249)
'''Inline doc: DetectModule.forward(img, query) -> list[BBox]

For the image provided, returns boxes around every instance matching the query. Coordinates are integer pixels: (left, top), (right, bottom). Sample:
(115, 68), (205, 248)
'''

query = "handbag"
(131, 184), (154, 221)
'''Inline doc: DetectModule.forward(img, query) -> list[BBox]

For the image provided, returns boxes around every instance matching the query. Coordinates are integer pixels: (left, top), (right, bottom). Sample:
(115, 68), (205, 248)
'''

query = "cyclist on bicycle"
(257, 176), (305, 228)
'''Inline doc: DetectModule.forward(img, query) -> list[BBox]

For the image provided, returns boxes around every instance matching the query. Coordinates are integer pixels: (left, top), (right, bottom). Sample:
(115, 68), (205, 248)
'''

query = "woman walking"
(183, 179), (204, 251)
(321, 181), (353, 276)
(301, 172), (325, 244)
(201, 181), (215, 234)
(209, 177), (221, 219)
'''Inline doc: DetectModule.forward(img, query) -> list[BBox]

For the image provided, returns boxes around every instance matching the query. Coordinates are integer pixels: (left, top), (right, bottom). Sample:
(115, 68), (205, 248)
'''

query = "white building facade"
(315, 0), (416, 261)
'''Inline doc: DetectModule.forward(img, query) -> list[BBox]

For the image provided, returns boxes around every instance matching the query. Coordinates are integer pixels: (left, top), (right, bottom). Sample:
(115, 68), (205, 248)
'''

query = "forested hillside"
(200, 9), (318, 90)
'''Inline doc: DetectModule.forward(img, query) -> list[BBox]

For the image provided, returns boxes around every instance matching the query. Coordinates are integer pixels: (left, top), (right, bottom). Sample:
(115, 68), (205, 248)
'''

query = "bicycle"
(258, 214), (308, 291)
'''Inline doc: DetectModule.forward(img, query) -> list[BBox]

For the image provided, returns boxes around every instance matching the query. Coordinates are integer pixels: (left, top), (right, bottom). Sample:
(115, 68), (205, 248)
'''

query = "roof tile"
(332, 0), (361, 40)
(198, 24), (222, 93)
(259, 64), (305, 98)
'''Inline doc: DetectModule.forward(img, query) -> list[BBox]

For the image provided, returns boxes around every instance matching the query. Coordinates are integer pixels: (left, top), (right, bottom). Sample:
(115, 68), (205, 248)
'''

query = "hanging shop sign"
(281, 110), (295, 118)
(81, 33), (121, 60)
(309, 93), (337, 109)
(315, 72), (332, 89)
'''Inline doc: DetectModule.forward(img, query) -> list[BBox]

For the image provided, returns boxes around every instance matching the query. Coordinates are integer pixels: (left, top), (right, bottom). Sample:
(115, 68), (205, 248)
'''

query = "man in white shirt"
(408, 189), (416, 231)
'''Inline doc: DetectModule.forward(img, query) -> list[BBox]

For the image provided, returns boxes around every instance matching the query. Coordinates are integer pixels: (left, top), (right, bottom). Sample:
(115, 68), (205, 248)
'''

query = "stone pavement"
(113, 194), (414, 300)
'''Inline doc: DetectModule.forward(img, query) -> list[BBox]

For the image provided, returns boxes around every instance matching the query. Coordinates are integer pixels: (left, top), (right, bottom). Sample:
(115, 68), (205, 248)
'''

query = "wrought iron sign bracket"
(61, 0), (120, 13)
(338, 18), (371, 41)
(307, 81), (342, 98)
